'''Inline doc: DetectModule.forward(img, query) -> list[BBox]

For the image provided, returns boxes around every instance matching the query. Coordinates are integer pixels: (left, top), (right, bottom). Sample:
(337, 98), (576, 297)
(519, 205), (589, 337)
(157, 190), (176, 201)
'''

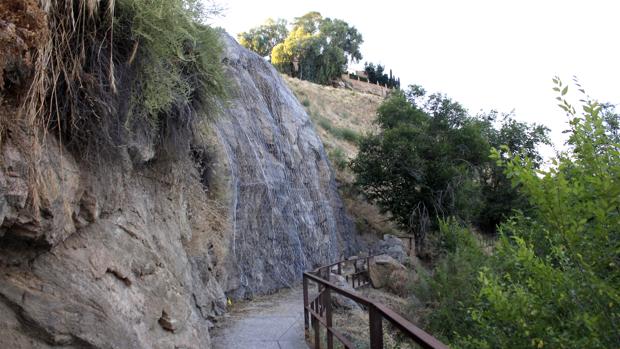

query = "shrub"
(22, 0), (226, 155)
(115, 0), (226, 125)
(414, 81), (620, 348)
(329, 146), (348, 170)
(337, 127), (361, 143)
(314, 115), (360, 144)
(412, 219), (487, 341)
(315, 115), (334, 132)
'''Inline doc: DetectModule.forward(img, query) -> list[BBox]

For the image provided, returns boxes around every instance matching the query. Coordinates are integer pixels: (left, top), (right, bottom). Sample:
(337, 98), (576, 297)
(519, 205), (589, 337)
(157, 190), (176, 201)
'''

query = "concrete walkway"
(211, 286), (308, 349)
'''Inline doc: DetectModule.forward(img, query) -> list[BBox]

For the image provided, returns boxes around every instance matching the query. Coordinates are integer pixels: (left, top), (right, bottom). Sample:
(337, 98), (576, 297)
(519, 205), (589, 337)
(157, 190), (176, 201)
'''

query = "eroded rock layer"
(0, 12), (358, 347)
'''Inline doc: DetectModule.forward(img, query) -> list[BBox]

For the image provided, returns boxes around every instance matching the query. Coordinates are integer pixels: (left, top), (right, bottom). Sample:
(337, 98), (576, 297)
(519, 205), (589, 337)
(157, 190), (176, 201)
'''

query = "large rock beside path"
(368, 254), (407, 289)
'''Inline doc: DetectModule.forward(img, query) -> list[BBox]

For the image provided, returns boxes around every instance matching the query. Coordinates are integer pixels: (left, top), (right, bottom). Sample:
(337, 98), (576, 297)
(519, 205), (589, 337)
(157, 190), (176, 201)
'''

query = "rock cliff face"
(0, 30), (358, 348)
(214, 34), (358, 297)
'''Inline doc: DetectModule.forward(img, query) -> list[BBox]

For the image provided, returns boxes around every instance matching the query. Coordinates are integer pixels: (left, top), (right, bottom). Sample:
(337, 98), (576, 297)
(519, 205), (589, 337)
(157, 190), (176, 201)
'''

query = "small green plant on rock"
(329, 146), (348, 170)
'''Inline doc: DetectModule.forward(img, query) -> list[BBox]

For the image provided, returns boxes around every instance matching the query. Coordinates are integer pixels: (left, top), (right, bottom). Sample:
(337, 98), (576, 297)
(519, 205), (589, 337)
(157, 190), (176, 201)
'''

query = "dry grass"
(0, 0), (52, 215)
(1, 0), (225, 220)
(308, 306), (422, 349)
(284, 75), (402, 239)
(283, 75), (382, 158)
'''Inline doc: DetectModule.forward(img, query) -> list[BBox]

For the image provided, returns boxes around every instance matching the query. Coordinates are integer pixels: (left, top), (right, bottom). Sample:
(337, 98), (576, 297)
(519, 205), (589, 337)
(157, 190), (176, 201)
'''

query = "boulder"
(372, 234), (408, 263)
(385, 267), (418, 296)
(328, 273), (361, 310)
(368, 254), (407, 289)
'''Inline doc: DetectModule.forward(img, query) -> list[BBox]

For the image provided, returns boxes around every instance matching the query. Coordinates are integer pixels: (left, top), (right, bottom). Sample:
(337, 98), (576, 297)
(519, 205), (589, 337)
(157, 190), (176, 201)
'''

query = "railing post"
(303, 275), (309, 336)
(408, 237), (412, 256)
(313, 311), (320, 349)
(369, 304), (383, 349)
(337, 262), (341, 275)
(366, 256), (371, 286)
(324, 288), (333, 349)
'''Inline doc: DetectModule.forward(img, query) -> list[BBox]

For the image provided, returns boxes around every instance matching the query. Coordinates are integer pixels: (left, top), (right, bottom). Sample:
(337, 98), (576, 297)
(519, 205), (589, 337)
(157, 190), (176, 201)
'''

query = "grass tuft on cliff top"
(15, 0), (226, 154)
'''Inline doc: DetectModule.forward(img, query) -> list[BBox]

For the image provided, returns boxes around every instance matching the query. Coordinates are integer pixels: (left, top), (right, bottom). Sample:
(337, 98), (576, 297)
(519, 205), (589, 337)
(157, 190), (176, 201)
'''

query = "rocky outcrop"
(214, 34), (358, 298)
(372, 234), (408, 263)
(368, 254), (407, 289)
(329, 273), (361, 310)
(0, 27), (358, 349)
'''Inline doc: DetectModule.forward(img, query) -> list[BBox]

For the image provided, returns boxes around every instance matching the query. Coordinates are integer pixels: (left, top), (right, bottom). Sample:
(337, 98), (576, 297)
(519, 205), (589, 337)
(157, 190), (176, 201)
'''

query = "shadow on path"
(211, 285), (308, 349)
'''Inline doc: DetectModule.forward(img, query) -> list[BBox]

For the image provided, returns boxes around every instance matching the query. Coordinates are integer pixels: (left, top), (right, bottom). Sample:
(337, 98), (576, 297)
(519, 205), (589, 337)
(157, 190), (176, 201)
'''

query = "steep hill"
(284, 75), (382, 159)
(283, 76), (403, 240)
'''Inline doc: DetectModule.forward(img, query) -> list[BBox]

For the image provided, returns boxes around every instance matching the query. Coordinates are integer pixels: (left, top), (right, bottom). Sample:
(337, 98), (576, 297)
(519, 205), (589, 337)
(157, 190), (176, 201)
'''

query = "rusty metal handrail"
(303, 255), (449, 349)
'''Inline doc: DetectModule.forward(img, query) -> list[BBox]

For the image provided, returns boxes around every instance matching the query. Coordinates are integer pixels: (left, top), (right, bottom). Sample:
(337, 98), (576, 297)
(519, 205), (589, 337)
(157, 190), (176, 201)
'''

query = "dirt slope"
(283, 75), (402, 240)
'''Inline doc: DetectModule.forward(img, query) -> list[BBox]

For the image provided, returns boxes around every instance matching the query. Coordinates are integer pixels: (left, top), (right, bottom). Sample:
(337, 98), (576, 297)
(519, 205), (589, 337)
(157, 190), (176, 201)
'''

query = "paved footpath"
(211, 285), (309, 349)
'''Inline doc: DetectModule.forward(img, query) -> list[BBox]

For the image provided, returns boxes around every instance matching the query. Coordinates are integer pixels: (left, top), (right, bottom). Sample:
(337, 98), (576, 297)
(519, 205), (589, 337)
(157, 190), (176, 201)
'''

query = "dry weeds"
(283, 75), (403, 239)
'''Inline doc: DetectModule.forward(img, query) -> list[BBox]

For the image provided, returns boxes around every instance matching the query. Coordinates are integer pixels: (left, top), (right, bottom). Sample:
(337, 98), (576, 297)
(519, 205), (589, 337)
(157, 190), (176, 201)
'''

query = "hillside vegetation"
(284, 75), (380, 158)
(346, 78), (620, 347)
(284, 75), (402, 239)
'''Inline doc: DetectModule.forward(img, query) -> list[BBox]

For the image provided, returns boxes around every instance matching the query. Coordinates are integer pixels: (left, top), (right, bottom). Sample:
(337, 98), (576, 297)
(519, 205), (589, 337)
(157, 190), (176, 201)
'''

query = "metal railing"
(302, 255), (448, 349)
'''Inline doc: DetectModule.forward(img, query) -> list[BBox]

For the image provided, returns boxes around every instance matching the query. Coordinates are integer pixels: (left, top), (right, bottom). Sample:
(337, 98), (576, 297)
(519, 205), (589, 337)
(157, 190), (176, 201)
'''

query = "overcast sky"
(211, 0), (620, 157)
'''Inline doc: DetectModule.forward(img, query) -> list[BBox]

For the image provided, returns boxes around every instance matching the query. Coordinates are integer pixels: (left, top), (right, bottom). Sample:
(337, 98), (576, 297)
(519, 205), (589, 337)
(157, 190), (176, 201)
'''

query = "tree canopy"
(351, 85), (549, 247)
(364, 62), (400, 88)
(240, 12), (363, 85)
(237, 18), (289, 60)
(414, 79), (620, 348)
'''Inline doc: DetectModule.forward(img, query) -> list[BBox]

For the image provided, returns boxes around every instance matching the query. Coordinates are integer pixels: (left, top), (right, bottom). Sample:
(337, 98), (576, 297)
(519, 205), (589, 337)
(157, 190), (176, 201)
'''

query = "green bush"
(35, 0), (226, 155)
(116, 0), (225, 121)
(351, 88), (548, 250)
(413, 219), (487, 341)
(313, 115), (360, 144)
(337, 127), (361, 143)
(329, 146), (348, 170)
(302, 98), (311, 107)
(315, 115), (334, 131)
(414, 81), (620, 348)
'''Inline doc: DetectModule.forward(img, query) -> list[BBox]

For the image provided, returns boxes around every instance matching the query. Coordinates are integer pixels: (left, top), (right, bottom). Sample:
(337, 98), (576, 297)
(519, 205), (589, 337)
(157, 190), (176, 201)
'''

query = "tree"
(416, 79), (620, 349)
(351, 89), (485, 248)
(271, 26), (315, 78)
(351, 85), (549, 248)
(476, 111), (550, 232)
(237, 18), (288, 60)
(293, 11), (323, 34)
(270, 12), (363, 84)
(319, 18), (363, 64)
(364, 62), (400, 88)
(364, 62), (377, 83)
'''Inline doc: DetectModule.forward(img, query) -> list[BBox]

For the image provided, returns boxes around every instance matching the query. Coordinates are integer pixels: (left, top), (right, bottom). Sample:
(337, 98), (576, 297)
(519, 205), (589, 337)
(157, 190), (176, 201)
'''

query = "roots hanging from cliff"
(0, 0), (227, 225)
(1, 0), (226, 155)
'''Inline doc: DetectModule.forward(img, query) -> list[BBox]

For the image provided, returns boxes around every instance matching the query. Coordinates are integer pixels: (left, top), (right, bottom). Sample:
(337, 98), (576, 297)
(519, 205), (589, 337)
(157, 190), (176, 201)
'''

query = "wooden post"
(303, 276), (309, 336)
(353, 261), (358, 288)
(337, 262), (342, 275)
(369, 305), (383, 349)
(325, 288), (333, 349)
(313, 311), (321, 349)
(367, 256), (371, 286)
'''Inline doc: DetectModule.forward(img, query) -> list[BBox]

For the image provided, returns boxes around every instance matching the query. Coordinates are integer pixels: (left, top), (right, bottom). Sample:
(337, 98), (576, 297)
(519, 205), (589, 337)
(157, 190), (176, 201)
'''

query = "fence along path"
(212, 242), (447, 349)
(211, 286), (308, 349)
(303, 255), (449, 349)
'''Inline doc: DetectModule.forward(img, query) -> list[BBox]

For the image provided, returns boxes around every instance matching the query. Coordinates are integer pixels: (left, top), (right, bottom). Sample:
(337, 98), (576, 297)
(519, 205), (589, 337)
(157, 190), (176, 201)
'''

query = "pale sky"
(211, 0), (620, 157)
